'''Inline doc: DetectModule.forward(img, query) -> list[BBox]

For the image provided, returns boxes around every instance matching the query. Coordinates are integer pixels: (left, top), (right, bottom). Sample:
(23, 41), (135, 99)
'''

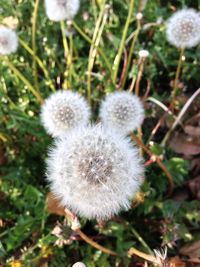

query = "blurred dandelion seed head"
(100, 92), (144, 135)
(166, 9), (200, 48)
(138, 49), (149, 58)
(41, 90), (90, 137)
(45, 0), (80, 21)
(0, 27), (18, 55)
(72, 263), (86, 267)
(47, 124), (144, 220)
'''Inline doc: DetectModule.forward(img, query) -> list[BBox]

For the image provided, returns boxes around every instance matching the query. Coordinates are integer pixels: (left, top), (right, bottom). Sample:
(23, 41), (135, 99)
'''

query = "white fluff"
(41, 90), (90, 137)
(0, 27), (18, 55)
(46, 124), (144, 220)
(100, 92), (144, 136)
(45, 0), (80, 21)
(166, 9), (200, 48)
(72, 263), (86, 267)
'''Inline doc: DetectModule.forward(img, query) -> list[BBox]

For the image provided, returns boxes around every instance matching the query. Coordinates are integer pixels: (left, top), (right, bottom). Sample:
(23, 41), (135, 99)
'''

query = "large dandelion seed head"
(166, 9), (200, 48)
(0, 27), (18, 55)
(47, 124), (144, 220)
(100, 92), (144, 135)
(45, 0), (80, 21)
(41, 90), (90, 137)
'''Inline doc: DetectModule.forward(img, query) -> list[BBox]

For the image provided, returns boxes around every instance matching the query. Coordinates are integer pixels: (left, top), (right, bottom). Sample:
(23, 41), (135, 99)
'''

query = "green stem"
(60, 20), (71, 89)
(19, 39), (55, 92)
(32, 0), (40, 92)
(3, 58), (43, 104)
(87, 1), (107, 104)
(131, 227), (153, 255)
(112, 0), (135, 83)
(171, 47), (184, 110)
(72, 21), (112, 74)
(121, 20), (141, 88)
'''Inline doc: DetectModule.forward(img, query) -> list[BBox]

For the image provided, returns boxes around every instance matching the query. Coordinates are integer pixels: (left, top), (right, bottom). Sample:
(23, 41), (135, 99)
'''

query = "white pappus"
(46, 124), (144, 220)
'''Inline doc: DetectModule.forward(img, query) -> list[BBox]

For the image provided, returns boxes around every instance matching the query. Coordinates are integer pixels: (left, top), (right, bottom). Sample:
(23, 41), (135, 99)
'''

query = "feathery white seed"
(166, 9), (200, 48)
(45, 0), (80, 21)
(46, 124), (144, 220)
(0, 26), (18, 55)
(72, 263), (86, 267)
(100, 92), (144, 135)
(41, 90), (91, 137)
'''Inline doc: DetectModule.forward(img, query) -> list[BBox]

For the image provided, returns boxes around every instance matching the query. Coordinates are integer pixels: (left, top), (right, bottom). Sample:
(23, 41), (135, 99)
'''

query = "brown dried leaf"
(184, 125), (200, 138)
(46, 192), (65, 216)
(169, 256), (186, 267)
(188, 176), (200, 200)
(191, 158), (200, 176)
(169, 133), (200, 156)
(180, 240), (200, 258)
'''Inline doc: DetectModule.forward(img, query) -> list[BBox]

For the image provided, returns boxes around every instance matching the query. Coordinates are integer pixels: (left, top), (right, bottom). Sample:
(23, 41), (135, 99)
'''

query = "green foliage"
(0, 0), (200, 266)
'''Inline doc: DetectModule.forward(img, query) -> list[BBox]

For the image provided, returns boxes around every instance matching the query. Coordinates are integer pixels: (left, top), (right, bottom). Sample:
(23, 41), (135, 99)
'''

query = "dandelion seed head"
(47, 124), (144, 220)
(72, 263), (86, 267)
(45, 0), (80, 21)
(0, 27), (18, 55)
(166, 9), (200, 48)
(41, 90), (90, 137)
(100, 92), (144, 135)
(138, 49), (149, 58)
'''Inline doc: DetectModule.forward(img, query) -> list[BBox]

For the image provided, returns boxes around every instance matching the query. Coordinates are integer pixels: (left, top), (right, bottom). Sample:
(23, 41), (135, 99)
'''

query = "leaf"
(46, 192), (65, 216)
(170, 133), (200, 156)
(180, 240), (200, 258)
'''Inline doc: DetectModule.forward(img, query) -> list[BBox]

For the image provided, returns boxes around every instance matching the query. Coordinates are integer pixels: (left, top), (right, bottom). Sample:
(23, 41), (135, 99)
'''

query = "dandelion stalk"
(122, 20), (141, 88)
(171, 47), (184, 110)
(32, 0), (40, 93)
(131, 227), (153, 255)
(3, 57), (43, 104)
(131, 133), (174, 195)
(19, 39), (55, 92)
(75, 228), (117, 256)
(128, 247), (159, 264)
(60, 20), (71, 89)
(112, 0), (135, 83)
(87, 1), (107, 104)
(72, 21), (112, 74)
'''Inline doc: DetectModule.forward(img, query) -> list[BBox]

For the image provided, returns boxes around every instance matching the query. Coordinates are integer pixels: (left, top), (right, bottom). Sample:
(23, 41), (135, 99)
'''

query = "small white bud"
(138, 49), (149, 58)
(136, 12), (143, 20)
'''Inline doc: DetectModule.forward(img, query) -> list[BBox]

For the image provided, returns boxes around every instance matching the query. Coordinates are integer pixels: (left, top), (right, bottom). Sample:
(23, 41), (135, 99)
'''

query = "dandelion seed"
(138, 49), (149, 58)
(41, 90), (90, 137)
(45, 0), (80, 22)
(47, 124), (144, 220)
(72, 262), (86, 267)
(166, 9), (200, 48)
(0, 26), (18, 55)
(100, 92), (144, 135)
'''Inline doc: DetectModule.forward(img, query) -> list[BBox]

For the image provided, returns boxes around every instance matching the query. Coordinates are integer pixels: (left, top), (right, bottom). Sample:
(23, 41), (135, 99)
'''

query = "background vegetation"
(0, 0), (200, 266)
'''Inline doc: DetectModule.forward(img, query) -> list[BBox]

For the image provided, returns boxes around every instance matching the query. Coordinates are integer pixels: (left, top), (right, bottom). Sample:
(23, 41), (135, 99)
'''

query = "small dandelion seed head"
(72, 262), (86, 267)
(45, 0), (80, 21)
(166, 9), (200, 48)
(100, 92), (145, 135)
(136, 12), (143, 20)
(138, 49), (149, 58)
(0, 26), (18, 55)
(41, 90), (91, 137)
(46, 124), (144, 220)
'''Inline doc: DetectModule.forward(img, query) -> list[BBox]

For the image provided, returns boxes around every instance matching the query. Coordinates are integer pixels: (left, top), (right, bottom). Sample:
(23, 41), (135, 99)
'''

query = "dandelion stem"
(131, 133), (174, 195)
(75, 228), (117, 256)
(87, 1), (107, 104)
(3, 57), (43, 104)
(72, 21), (112, 74)
(135, 58), (145, 96)
(19, 39), (55, 92)
(122, 20), (141, 88)
(131, 227), (153, 255)
(32, 0), (40, 93)
(112, 0), (135, 83)
(128, 247), (159, 264)
(171, 47), (184, 110)
(60, 20), (71, 89)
